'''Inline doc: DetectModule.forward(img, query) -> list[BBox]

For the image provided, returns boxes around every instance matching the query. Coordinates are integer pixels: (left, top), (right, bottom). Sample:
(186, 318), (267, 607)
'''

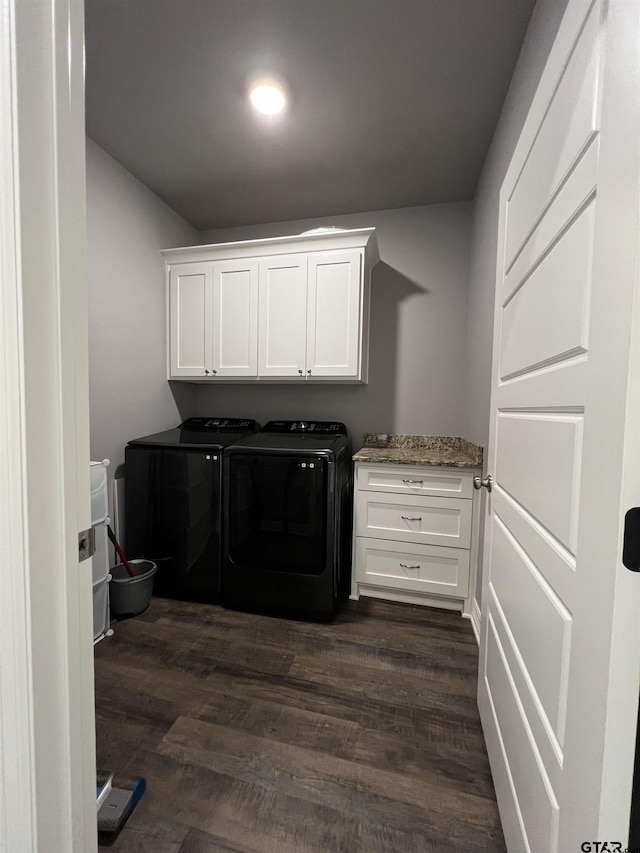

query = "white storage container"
(90, 460), (109, 526)
(92, 576), (110, 642)
(92, 521), (109, 585)
(91, 460), (112, 644)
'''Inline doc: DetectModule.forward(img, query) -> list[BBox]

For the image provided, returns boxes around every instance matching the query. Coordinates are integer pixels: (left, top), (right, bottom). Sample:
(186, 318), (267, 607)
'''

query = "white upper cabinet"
(163, 227), (378, 383)
(258, 254), (307, 378)
(169, 262), (213, 377)
(212, 258), (258, 377)
(306, 250), (362, 379)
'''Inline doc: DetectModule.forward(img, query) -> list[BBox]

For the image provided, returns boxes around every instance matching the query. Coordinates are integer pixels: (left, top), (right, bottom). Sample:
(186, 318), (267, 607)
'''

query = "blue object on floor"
(97, 775), (147, 846)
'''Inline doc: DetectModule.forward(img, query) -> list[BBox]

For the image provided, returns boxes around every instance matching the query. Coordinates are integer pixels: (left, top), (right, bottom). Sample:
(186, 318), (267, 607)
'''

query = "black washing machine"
(125, 417), (259, 602)
(222, 420), (353, 620)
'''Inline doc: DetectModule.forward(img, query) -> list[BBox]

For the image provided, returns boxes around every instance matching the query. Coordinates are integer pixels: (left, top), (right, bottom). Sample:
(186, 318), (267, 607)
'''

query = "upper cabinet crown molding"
(164, 227), (379, 384)
(161, 227), (379, 266)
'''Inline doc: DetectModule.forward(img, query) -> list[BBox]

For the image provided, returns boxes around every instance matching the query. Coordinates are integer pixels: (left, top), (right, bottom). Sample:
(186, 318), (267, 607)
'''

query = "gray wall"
(197, 203), (472, 448)
(466, 0), (569, 603)
(86, 140), (198, 484)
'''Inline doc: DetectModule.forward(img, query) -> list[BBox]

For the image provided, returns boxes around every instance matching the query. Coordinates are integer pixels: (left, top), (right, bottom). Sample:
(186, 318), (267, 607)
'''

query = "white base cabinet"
(163, 228), (378, 383)
(351, 462), (480, 615)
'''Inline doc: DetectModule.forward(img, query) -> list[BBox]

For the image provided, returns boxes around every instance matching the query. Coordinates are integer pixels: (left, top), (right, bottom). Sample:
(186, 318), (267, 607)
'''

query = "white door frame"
(0, 1), (97, 851)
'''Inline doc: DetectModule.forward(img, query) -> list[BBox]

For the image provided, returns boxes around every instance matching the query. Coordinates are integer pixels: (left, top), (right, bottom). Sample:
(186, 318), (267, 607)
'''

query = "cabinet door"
(258, 254), (307, 378)
(212, 259), (258, 377)
(306, 249), (362, 379)
(169, 263), (213, 378)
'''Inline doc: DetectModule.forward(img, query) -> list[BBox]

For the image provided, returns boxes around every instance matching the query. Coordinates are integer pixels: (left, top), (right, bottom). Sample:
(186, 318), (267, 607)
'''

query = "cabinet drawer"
(356, 491), (471, 548)
(355, 537), (469, 598)
(357, 464), (473, 499)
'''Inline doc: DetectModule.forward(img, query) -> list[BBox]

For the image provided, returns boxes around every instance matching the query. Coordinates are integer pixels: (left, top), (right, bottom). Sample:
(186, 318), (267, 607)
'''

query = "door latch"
(623, 508), (640, 571)
(78, 527), (96, 563)
(473, 475), (494, 492)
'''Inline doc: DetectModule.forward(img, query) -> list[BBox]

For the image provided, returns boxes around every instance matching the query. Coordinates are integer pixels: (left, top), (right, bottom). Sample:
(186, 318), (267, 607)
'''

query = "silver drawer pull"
(400, 563), (420, 570)
(402, 479), (423, 484)
(401, 515), (422, 522)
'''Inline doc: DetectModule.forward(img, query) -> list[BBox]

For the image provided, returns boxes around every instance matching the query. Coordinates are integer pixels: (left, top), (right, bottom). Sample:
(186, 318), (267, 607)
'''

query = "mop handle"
(106, 525), (135, 578)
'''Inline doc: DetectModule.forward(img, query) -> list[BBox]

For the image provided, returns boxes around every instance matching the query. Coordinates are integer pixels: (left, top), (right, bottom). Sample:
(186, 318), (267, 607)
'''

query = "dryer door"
(125, 445), (222, 600)
(227, 453), (327, 575)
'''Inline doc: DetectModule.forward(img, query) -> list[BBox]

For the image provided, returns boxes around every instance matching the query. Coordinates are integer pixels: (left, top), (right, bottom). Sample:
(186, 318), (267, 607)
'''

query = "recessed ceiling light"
(249, 77), (287, 116)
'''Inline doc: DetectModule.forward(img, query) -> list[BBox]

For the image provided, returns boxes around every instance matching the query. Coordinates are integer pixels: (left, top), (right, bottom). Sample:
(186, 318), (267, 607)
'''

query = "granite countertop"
(353, 434), (483, 469)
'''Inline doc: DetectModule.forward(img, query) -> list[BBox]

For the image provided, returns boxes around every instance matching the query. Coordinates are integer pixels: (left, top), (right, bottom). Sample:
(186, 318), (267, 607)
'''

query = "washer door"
(227, 454), (327, 575)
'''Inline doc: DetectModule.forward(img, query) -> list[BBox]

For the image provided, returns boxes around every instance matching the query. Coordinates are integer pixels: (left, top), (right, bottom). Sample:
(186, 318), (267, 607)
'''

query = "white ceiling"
(85, 0), (536, 230)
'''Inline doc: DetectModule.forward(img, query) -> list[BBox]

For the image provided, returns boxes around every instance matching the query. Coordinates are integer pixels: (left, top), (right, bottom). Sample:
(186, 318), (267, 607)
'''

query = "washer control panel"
(262, 420), (347, 435)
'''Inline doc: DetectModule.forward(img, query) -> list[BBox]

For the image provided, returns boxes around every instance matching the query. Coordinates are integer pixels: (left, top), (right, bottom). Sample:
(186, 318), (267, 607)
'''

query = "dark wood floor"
(94, 597), (505, 853)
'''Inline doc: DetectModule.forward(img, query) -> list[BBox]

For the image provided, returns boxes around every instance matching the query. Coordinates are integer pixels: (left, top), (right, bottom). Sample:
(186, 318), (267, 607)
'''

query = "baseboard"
(465, 597), (481, 645)
(355, 584), (464, 612)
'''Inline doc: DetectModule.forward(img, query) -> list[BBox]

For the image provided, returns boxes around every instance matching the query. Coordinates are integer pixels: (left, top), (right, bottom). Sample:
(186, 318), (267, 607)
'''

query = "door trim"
(0, 2), (37, 847)
(0, 1), (96, 850)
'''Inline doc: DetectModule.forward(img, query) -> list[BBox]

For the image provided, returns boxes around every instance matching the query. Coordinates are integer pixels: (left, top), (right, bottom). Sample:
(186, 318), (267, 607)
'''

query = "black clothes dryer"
(125, 417), (259, 603)
(222, 420), (352, 620)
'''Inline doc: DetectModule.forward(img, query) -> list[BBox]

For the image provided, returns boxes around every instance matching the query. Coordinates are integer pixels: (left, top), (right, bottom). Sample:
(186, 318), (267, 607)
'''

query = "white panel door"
(258, 254), (307, 378)
(306, 250), (361, 378)
(169, 262), (213, 377)
(212, 259), (258, 377)
(479, 2), (640, 851)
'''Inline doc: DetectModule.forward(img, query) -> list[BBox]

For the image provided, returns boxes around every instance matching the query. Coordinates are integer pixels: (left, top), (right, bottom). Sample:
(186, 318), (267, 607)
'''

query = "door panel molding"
(488, 585), (565, 787)
(485, 613), (560, 852)
(504, 0), (601, 271)
(491, 516), (572, 746)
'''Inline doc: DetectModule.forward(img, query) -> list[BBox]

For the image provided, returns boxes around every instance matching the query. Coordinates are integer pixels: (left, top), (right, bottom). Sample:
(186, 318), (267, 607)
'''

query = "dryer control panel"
(180, 417), (259, 432)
